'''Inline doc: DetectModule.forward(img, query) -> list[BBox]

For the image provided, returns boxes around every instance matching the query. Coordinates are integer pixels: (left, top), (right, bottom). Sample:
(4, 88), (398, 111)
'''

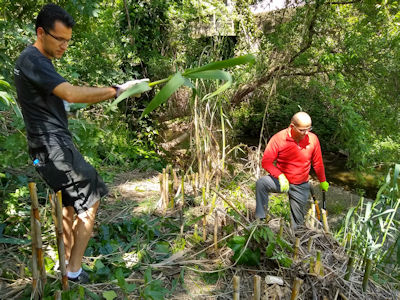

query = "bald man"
(255, 112), (329, 229)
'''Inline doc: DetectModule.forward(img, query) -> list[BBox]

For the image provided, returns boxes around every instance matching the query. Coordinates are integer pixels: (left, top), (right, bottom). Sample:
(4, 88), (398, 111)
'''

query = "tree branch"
(280, 70), (324, 77)
(123, 0), (134, 45)
(326, 1), (360, 5)
(232, 1), (323, 105)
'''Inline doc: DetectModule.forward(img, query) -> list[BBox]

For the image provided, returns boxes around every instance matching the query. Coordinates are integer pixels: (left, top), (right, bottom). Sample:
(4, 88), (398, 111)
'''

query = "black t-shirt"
(14, 45), (71, 148)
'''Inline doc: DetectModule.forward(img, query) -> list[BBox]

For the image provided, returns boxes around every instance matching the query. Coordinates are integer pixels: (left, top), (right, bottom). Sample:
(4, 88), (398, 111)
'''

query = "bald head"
(291, 112), (312, 128)
(289, 112), (312, 142)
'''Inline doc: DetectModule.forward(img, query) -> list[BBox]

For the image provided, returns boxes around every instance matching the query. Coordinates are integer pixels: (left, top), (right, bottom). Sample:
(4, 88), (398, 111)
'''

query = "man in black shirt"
(14, 4), (146, 283)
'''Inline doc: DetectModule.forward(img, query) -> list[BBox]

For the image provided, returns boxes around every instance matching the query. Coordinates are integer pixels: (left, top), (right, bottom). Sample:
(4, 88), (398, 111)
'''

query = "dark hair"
(35, 3), (75, 33)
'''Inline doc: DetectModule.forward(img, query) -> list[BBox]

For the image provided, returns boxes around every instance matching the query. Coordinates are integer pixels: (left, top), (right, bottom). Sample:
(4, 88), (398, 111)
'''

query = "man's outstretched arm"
(53, 82), (116, 104)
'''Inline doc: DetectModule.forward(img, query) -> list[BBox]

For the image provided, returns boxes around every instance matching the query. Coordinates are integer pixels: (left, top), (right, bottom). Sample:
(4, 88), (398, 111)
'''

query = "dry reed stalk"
(191, 173), (196, 196)
(293, 238), (300, 261)
(362, 258), (373, 292)
(164, 170), (169, 211)
(159, 173), (163, 203)
(202, 187), (207, 241)
(290, 277), (303, 300)
(262, 283), (269, 300)
(220, 105), (226, 171)
(195, 172), (199, 196)
(181, 174), (185, 206)
(307, 236), (313, 252)
(321, 209), (329, 233)
(53, 191), (69, 291)
(28, 182), (46, 285)
(253, 275), (261, 300)
(30, 208), (39, 300)
(233, 275), (240, 300)
(204, 168), (210, 195)
(212, 188), (249, 223)
(172, 168), (178, 192)
(333, 289), (340, 300)
(214, 210), (218, 251)
(169, 178), (174, 209)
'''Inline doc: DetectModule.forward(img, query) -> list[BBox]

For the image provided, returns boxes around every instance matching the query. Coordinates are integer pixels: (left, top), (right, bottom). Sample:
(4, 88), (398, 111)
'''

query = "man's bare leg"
(67, 200), (99, 273)
(62, 206), (75, 262)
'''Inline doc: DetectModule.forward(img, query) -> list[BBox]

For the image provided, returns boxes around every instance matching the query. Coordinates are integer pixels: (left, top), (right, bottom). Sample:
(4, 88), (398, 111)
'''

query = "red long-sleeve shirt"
(261, 128), (326, 184)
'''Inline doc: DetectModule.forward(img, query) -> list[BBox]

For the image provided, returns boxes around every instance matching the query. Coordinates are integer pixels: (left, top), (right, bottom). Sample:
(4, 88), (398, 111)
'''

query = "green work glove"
(278, 174), (289, 193)
(320, 181), (329, 192)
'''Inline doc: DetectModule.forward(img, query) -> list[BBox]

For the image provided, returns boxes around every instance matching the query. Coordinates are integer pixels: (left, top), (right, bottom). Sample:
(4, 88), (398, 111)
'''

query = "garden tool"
(309, 185), (322, 221)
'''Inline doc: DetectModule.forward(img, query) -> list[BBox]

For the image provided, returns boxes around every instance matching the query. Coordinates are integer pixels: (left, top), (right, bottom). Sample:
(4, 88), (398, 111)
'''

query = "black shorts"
(29, 143), (108, 215)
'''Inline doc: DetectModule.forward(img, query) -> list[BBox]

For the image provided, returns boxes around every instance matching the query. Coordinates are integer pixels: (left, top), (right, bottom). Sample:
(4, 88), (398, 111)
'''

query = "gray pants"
(256, 175), (310, 228)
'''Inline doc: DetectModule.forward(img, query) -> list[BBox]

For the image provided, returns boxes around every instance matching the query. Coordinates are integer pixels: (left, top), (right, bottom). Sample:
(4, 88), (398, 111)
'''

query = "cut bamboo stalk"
(30, 208), (39, 300)
(339, 292), (349, 300)
(54, 290), (62, 300)
(307, 236), (313, 253)
(322, 296), (328, 300)
(344, 254), (354, 280)
(293, 238), (300, 261)
(305, 208), (312, 227)
(290, 277), (303, 300)
(195, 172), (199, 196)
(362, 258), (373, 292)
(310, 203), (316, 229)
(19, 263), (25, 277)
(193, 224), (200, 241)
(314, 251), (322, 275)
(29, 182), (46, 285)
(160, 170), (165, 209)
(159, 173), (163, 201)
(319, 264), (325, 277)
(233, 275), (240, 300)
(54, 191), (69, 291)
(205, 169), (210, 195)
(278, 218), (284, 238)
(321, 209), (329, 233)
(164, 171), (169, 211)
(180, 209), (184, 236)
(172, 168), (178, 192)
(202, 187), (207, 241)
(169, 180), (174, 208)
(181, 174), (185, 206)
(191, 173), (196, 196)
(309, 256), (315, 274)
(214, 210), (218, 251)
(253, 275), (261, 300)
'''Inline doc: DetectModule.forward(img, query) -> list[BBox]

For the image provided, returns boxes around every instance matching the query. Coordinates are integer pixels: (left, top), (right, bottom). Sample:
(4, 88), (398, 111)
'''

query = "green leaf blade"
(183, 54), (256, 75)
(109, 81), (152, 109)
(141, 72), (185, 117)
